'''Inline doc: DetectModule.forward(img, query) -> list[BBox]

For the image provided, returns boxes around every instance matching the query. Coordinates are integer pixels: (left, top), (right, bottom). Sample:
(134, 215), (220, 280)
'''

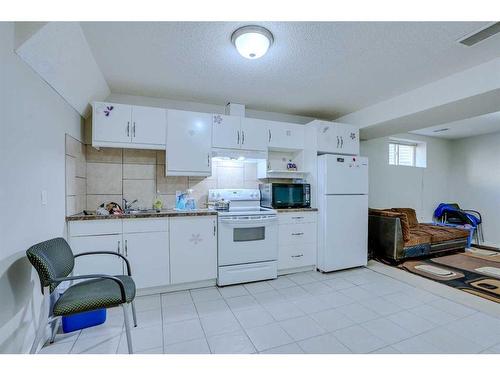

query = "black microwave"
(259, 183), (311, 209)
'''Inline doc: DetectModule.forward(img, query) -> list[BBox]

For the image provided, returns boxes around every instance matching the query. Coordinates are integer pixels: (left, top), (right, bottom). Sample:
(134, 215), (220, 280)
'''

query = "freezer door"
(320, 154), (368, 195)
(318, 194), (368, 272)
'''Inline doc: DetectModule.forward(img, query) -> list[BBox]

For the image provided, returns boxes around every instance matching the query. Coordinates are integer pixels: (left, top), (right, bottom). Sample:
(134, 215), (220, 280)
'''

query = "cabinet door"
(123, 232), (170, 289)
(70, 234), (123, 276)
(93, 102), (132, 144)
(166, 110), (212, 176)
(212, 114), (241, 149)
(169, 216), (217, 284)
(131, 105), (167, 148)
(268, 122), (305, 150)
(337, 124), (359, 155)
(240, 118), (268, 151)
(315, 121), (339, 153)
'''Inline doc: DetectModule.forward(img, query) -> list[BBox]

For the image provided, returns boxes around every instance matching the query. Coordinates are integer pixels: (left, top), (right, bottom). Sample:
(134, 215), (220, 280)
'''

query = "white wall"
(0, 22), (82, 353)
(360, 133), (453, 222)
(449, 131), (500, 245)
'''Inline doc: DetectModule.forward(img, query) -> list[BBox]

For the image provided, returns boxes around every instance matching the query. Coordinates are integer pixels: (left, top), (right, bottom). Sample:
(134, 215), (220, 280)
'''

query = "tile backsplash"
(65, 136), (262, 214)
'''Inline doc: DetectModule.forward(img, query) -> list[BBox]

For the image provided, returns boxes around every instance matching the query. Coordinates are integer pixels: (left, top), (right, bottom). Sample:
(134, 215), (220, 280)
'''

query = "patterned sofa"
(368, 207), (469, 262)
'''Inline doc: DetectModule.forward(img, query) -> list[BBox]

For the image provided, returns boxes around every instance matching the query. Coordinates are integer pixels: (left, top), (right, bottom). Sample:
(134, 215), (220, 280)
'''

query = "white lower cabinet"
(169, 216), (217, 284)
(277, 212), (317, 272)
(70, 234), (124, 276)
(123, 224), (170, 289)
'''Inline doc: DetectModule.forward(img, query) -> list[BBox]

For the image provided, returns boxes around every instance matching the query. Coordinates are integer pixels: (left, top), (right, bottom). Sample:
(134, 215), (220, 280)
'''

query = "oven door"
(218, 216), (278, 266)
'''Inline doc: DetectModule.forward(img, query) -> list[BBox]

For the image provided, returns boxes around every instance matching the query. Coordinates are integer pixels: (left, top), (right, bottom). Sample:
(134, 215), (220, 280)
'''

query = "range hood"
(211, 148), (268, 162)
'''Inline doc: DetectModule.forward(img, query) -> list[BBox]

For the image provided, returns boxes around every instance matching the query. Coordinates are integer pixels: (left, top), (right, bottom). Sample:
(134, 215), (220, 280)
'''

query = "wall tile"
(123, 149), (156, 164)
(123, 164), (156, 179)
(76, 195), (86, 213)
(159, 194), (176, 210)
(65, 155), (76, 196)
(65, 134), (84, 158)
(75, 158), (86, 178)
(123, 179), (155, 209)
(157, 167), (188, 194)
(217, 165), (244, 188)
(87, 163), (122, 194)
(189, 177), (216, 208)
(66, 196), (76, 216)
(156, 150), (165, 165)
(86, 194), (123, 211)
(86, 146), (122, 163)
(75, 177), (86, 196)
(244, 163), (258, 180)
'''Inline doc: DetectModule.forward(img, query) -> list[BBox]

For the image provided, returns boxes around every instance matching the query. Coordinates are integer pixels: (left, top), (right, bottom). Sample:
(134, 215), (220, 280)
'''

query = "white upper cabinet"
(130, 105), (166, 147)
(240, 118), (268, 151)
(267, 121), (305, 150)
(93, 102), (132, 144)
(92, 102), (166, 150)
(166, 109), (212, 176)
(212, 115), (267, 151)
(212, 114), (241, 149)
(314, 120), (359, 155)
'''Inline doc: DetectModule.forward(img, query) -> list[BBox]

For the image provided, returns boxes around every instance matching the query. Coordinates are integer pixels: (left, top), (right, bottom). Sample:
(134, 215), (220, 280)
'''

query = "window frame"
(388, 141), (417, 167)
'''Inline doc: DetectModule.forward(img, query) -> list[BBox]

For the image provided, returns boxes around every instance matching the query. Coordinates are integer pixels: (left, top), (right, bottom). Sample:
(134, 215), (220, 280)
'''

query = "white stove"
(209, 189), (278, 286)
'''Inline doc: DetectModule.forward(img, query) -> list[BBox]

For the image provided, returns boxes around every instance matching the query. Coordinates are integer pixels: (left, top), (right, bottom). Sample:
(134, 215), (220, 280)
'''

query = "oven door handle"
(219, 217), (278, 226)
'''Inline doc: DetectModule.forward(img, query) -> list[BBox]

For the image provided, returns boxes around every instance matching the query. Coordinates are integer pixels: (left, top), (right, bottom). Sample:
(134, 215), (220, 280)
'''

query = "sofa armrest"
(368, 214), (405, 261)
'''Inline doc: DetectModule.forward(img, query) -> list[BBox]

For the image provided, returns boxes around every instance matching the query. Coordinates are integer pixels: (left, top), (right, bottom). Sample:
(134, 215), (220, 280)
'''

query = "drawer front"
(278, 212), (317, 225)
(69, 220), (122, 237)
(278, 222), (317, 245)
(218, 261), (277, 286)
(122, 218), (169, 233)
(278, 243), (316, 270)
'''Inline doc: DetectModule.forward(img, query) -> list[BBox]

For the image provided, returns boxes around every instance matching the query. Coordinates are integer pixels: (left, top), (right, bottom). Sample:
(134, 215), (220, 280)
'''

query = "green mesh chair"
(26, 237), (137, 354)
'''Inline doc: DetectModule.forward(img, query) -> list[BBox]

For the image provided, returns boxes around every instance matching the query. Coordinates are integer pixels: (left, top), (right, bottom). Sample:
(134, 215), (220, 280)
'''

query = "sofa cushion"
(392, 208), (419, 227)
(404, 231), (432, 247)
(417, 224), (469, 243)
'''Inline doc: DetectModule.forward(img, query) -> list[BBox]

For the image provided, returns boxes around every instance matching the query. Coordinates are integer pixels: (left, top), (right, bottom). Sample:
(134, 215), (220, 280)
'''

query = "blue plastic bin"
(62, 309), (107, 333)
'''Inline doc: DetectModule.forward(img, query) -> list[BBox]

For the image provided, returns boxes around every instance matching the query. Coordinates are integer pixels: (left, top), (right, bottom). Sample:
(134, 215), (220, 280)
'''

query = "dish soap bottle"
(153, 190), (163, 211)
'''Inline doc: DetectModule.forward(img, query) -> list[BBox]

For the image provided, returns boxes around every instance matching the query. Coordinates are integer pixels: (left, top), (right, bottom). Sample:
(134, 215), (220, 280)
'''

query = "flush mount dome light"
(231, 25), (274, 59)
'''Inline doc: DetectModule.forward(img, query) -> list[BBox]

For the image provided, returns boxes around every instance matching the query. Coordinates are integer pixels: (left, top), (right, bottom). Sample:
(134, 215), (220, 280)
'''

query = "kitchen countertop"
(275, 208), (318, 213)
(66, 209), (217, 221)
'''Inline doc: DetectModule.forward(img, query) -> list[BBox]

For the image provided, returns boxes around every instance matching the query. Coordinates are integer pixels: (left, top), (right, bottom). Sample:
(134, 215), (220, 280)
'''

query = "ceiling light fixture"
(231, 25), (274, 59)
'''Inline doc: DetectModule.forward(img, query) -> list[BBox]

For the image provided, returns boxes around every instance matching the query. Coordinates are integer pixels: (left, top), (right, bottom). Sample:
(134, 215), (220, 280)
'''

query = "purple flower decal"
(104, 106), (114, 117)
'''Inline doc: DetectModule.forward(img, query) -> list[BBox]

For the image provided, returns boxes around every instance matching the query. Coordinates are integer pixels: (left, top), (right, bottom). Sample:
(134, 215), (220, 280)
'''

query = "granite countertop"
(276, 208), (318, 213)
(66, 209), (217, 221)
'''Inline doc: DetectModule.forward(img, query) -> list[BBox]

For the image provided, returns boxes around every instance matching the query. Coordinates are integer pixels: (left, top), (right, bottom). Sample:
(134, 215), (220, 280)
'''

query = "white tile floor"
(40, 265), (500, 354)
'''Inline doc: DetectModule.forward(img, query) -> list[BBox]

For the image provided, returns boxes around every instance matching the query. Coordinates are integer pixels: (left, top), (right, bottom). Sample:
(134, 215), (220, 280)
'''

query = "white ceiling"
(411, 111), (500, 139)
(81, 22), (500, 119)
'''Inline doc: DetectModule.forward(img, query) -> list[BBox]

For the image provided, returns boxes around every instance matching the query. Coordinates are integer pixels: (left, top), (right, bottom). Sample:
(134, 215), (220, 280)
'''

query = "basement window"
(388, 139), (426, 168)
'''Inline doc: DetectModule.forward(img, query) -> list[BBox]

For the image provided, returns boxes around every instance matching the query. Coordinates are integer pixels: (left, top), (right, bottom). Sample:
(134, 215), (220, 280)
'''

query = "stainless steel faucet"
(123, 198), (138, 211)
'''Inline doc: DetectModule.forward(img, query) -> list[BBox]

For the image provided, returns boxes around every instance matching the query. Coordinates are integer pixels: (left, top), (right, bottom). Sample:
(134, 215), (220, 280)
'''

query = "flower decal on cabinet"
(104, 106), (114, 117)
(350, 132), (356, 140)
(213, 115), (223, 125)
(189, 233), (203, 245)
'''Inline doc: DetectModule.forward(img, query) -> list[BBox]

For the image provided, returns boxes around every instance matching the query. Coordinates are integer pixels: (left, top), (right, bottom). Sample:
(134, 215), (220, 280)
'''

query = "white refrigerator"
(317, 154), (369, 272)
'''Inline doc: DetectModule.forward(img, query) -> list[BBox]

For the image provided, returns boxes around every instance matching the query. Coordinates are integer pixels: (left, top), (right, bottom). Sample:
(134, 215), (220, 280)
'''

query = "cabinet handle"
(213, 222), (216, 236)
(125, 239), (128, 257)
(207, 153), (211, 167)
(132, 122), (136, 137)
(127, 122), (130, 137)
(336, 136), (340, 148)
(291, 232), (304, 236)
(268, 129), (272, 142)
(242, 131), (245, 144)
(292, 216), (304, 220)
(237, 130), (240, 144)
(117, 240), (121, 254)
(292, 254), (304, 258)
(340, 136), (343, 148)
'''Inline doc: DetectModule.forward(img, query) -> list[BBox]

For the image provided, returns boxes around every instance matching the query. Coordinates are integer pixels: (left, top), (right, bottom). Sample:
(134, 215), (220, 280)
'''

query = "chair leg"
(49, 317), (61, 344)
(479, 224), (485, 243)
(131, 301), (137, 327)
(122, 303), (134, 354)
(30, 288), (50, 354)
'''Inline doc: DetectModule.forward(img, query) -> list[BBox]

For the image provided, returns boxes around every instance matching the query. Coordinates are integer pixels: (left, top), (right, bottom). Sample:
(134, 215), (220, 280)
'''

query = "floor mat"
(397, 246), (500, 303)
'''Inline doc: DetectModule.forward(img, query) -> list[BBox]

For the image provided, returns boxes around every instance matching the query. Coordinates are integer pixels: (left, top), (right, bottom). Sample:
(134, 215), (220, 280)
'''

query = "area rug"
(398, 246), (500, 303)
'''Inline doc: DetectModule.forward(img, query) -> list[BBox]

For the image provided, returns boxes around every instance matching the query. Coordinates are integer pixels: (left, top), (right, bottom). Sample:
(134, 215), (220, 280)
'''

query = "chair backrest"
(26, 237), (75, 293)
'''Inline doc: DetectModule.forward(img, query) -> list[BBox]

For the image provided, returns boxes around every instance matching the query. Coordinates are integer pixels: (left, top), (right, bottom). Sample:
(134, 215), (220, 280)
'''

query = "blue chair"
(434, 203), (483, 244)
